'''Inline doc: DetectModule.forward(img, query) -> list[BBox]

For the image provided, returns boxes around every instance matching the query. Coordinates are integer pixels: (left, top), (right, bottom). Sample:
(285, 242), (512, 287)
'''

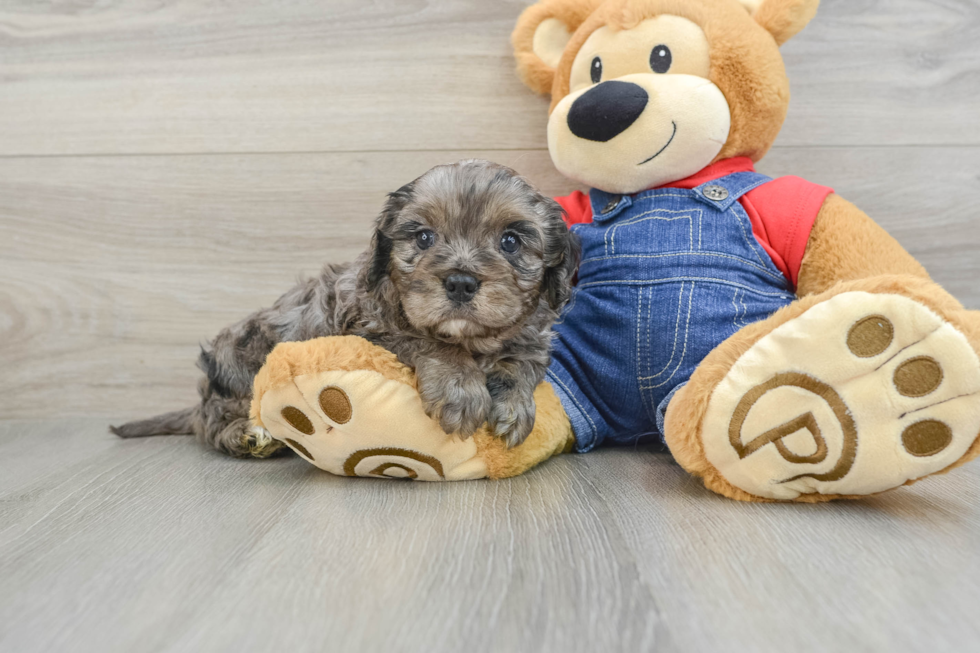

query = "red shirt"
(553, 158), (833, 288)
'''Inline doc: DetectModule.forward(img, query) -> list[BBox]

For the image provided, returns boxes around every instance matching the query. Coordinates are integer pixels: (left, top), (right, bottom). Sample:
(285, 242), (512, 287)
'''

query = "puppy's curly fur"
(112, 160), (579, 457)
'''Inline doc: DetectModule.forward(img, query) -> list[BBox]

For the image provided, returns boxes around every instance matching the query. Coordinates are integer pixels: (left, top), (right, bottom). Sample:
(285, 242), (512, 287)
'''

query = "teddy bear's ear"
(735, 0), (820, 46)
(512, 0), (603, 95)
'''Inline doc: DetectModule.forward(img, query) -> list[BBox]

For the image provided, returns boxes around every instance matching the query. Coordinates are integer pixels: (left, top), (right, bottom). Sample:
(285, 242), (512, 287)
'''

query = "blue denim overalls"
(546, 172), (798, 451)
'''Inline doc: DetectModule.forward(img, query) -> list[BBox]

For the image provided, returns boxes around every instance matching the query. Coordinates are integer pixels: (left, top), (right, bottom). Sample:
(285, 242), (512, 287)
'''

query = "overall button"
(601, 197), (621, 214)
(702, 185), (729, 201)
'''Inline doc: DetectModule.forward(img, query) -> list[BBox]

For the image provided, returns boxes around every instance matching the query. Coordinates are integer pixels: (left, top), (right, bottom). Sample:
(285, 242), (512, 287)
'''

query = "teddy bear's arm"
(796, 193), (931, 298)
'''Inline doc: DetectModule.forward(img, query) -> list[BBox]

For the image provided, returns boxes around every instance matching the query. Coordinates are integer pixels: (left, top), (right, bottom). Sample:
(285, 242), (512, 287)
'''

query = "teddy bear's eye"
(650, 45), (672, 74)
(590, 56), (602, 84)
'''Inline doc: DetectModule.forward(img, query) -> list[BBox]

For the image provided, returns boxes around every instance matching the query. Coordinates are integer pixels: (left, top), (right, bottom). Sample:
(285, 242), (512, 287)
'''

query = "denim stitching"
(607, 210), (696, 255)
(580, 251), (786, 282)
(731, 288), (741, 330)
(622, 185), (785, 280)
(630, 192), (693, 204)
(639, 282), (690, 383)
(641, 282), (695, 388)
(610, 206), (698, 226)
(577, 277), (795, 299)
(546, 368), (598, 436)
(554, 287), (578, 326)
(636, 286), (645, 380)
(646, 285), (654, 379)
(728, 204), (770, 268)
(642, 283), (686, 381)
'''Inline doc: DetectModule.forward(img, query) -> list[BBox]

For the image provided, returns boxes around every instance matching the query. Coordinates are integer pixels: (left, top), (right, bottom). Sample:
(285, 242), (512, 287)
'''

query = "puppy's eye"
(415, 229), (436, 250)
(590, 56), (602, 84)
(500, 232), (521, 254)
(650, 45), (672, 74)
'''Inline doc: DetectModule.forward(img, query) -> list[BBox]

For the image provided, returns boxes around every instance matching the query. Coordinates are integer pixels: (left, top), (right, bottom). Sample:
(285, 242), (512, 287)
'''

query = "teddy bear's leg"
(251, 335), (574, 481)
(663, 275), (980, 502)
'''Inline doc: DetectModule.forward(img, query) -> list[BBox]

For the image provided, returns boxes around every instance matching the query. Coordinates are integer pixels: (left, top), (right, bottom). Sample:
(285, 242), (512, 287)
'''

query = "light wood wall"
(1, 0), (978, 419)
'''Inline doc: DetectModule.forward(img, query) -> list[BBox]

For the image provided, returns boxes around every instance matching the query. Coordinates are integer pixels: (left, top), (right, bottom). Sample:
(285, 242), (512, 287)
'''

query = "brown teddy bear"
(251, 0), (980, 502)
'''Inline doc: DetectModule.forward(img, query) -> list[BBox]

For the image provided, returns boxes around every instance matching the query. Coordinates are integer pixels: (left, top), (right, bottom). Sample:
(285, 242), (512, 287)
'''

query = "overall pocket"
(591, 206), (700, 260)
(637, 282), (695, 402)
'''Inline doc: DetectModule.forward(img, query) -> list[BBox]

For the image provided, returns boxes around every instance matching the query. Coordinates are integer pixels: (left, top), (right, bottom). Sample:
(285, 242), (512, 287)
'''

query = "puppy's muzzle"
(567, 81), (649, 142)
(444, 273), (480, 304)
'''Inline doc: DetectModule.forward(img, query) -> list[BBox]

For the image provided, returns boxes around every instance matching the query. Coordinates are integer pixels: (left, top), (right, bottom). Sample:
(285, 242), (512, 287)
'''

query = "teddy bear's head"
(513, 0), (819, 194)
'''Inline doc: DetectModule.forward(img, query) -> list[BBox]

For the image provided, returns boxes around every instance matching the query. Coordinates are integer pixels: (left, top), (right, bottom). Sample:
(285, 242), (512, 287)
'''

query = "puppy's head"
(367, 160), (578, 346)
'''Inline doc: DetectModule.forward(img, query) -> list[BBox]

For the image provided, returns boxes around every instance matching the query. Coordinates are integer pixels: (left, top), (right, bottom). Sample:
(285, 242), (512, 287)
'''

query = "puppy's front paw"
(488, 391), (536, 448)
(244, 424), (285, 458)
(419, 371), (491, 438)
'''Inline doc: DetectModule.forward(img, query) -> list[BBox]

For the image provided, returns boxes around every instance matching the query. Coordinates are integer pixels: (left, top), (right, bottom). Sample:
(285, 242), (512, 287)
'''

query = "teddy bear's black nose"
(566, 81), (649, 142)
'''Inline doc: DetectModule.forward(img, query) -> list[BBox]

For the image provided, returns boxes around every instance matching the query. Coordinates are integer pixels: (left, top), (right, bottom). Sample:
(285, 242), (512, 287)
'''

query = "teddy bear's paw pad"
(702, 292), (980, 500)
(257, 369), (488, 481)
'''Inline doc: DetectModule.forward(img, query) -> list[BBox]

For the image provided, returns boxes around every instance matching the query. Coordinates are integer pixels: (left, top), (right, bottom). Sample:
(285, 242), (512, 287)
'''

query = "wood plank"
(1, 419), (978, 652)
(1, 0), (978, 156)
(1, 147), (978, 420)
(585, 448), (980, 652)
(0, 420), (661, 653)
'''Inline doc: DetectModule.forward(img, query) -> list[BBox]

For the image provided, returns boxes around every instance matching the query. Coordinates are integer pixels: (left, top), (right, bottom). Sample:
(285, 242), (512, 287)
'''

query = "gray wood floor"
(1, 0), (979, 651)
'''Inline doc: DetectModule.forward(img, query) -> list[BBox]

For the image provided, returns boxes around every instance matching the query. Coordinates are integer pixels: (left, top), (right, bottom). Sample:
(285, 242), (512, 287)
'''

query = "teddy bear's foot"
(254, 363), (489, 481)
(667, 282), (980, 501)
(250, 336), (573, 481)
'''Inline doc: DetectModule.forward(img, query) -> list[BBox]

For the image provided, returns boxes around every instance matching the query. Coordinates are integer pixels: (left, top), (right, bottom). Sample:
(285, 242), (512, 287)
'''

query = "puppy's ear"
(541, 202), (581, 311)
(366, 182), (414, 292)
(377, 182), (414, 231)
(366, 229), (393, 292)
(512, 0), (603, 95)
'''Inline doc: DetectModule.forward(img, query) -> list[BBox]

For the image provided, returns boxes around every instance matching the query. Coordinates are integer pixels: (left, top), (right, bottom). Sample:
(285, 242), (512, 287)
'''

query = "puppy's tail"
(110, 406), (197, 438)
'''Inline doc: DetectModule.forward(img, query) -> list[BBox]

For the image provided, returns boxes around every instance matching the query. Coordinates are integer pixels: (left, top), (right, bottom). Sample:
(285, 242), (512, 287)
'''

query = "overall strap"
(587, 171), (774, 223)
(588, 188), (632, 223)
(691, 171), (772, 212)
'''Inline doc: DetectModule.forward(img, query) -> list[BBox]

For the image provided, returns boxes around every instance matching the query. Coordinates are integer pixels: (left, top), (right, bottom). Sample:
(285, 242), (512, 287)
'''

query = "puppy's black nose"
(567, 81), (648, 142)
(444, 273), (480, 303)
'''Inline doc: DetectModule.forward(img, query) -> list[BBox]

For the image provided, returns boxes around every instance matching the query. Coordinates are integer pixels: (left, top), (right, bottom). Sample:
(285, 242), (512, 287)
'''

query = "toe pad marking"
(281, 406), (315, 435)
(902, 420), (953, 457)
(847, 315), (894, 358)
(319, 386), (353, 424)
(285, 438), (314, 460)
(894, 356), (944, 397)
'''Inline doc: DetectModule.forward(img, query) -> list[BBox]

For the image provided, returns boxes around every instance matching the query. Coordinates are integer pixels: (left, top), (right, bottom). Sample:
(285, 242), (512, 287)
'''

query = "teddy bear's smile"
(637, 120), (676, 165)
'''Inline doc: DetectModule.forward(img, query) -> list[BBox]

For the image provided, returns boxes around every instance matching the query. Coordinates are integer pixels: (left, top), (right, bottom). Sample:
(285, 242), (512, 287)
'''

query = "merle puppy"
(112, 160), (579, 457)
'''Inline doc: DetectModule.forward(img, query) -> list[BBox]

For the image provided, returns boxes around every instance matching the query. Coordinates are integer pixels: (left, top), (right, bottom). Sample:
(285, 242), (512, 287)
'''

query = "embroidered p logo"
(728, 372), (858, 483)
